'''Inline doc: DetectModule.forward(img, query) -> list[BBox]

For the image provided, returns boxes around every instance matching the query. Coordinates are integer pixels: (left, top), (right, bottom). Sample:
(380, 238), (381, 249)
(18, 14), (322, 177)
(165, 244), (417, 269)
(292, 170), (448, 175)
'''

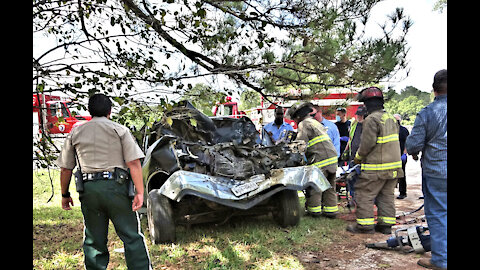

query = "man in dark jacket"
(394, 114), (410, 199)
(335, 107), (351, 166)
(342, 105), (366, 203)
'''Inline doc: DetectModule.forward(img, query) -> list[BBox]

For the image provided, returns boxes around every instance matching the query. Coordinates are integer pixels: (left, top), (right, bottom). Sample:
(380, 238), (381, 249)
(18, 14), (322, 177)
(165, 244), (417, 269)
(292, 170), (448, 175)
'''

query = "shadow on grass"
(33, 206), (84, 257)
(145, 211), (348, 269)
(33, 195), (350, 269)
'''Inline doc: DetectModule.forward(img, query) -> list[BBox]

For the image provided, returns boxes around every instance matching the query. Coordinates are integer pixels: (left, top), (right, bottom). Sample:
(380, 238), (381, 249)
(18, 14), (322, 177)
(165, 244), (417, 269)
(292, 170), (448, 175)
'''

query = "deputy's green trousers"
(354, 172), (397, 229)
(79, 179), (151, 270)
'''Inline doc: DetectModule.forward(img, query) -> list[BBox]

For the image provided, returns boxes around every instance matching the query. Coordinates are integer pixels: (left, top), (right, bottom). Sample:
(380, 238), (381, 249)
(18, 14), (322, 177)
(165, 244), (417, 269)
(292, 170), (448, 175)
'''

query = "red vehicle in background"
(211, 96), (246, 119)
(302, 89), (362, 121)
(212, 96), (291, 129)
(211, 89), (362, 132)
(33, 93), (92, 136)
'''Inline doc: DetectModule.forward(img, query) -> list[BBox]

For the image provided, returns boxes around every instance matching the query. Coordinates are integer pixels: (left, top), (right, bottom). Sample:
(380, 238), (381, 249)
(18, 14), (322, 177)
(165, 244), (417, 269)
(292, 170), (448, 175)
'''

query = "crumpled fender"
(158, 166), (331, 210)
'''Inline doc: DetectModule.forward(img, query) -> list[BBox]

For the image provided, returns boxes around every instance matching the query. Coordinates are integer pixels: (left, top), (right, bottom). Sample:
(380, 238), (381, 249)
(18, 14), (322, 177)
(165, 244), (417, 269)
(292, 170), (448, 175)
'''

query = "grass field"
(33, 169), (349, 269)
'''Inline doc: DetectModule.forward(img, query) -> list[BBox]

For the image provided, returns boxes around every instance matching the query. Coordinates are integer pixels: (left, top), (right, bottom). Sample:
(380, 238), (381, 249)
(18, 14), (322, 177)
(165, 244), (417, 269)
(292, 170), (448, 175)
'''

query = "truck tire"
(147, 189), (176, 244)
(272, 189), (300, 227)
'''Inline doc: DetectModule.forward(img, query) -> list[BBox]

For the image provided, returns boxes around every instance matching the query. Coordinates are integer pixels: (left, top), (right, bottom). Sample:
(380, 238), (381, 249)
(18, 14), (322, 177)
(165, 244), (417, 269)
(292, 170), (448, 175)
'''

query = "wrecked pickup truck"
(141, 101), (331, 243)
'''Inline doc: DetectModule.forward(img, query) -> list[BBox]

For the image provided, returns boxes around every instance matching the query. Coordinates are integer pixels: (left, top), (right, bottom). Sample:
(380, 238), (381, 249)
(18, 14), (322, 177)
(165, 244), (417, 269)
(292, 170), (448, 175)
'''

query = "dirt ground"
(297, 156), (430, 269)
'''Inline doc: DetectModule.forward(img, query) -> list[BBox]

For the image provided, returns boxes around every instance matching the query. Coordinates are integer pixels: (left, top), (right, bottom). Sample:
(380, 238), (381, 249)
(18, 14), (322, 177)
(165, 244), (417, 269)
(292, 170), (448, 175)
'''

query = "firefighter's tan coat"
(355, 110), (403, 227)
(356, 110), (404, 179)
(296, 118), (338, 215)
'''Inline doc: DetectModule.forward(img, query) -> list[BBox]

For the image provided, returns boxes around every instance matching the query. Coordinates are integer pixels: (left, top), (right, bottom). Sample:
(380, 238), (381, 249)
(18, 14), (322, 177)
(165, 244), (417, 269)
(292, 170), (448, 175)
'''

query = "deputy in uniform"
(56, 93), (152, 270)
(287, 102), (339, 218)
(347, 87), (403, 234)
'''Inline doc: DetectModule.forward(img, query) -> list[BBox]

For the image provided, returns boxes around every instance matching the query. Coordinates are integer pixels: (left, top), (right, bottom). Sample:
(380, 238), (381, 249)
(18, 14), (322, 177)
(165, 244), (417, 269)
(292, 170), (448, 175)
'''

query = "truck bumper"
(158, 166), (331, 210)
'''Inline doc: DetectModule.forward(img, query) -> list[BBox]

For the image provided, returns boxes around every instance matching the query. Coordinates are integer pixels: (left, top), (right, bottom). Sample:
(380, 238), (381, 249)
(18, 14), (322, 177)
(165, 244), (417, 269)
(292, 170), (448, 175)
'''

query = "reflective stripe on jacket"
(356, 110), (404, 179)
(343, 119), (358, 159)
(308, 134), (330, 147)
(297, 118), (338, 174)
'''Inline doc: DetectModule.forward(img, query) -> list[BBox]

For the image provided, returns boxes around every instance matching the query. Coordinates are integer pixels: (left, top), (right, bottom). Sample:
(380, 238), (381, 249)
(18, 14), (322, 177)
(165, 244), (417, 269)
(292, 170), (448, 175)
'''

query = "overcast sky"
(369, 0), (447, 92)
(194, 0), (448, 95)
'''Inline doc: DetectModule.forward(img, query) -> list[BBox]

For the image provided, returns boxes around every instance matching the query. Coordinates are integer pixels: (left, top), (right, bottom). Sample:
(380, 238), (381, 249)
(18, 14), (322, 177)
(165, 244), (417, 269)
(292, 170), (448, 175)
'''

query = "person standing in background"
(335, 107), (351, 166)
(311, 105), (341, 157)
(394, 114), (410, 199)
(263, 106), (294, 144)
(342, 105), (367, 203)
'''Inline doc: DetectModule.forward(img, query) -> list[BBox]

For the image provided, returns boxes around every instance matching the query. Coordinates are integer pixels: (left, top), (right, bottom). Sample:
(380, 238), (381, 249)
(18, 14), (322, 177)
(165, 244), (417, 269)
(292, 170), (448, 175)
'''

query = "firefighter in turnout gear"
(347, 87), (404, 234)
(287, 102), (339, 218)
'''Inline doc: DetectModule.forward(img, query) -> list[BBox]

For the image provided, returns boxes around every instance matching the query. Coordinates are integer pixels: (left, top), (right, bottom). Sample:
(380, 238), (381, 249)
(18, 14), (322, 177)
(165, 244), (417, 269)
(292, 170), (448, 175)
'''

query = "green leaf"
(166, 117), (173, 126)
(197, 9), (206, 18)
(190, 118), (197, 127)
(113, 96), (125, 105)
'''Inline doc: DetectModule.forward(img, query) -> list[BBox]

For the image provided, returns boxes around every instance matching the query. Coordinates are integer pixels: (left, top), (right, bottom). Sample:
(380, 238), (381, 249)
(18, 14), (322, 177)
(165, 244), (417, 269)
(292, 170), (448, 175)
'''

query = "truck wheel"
(273, 190), (300, 227)
(147, 189), (176, 244)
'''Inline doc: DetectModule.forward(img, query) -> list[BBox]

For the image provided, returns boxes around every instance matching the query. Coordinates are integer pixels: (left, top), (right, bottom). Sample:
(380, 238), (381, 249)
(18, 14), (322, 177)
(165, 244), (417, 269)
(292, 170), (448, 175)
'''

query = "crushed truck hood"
(142, 101), (331, 211)
(158, 165), (331, 210)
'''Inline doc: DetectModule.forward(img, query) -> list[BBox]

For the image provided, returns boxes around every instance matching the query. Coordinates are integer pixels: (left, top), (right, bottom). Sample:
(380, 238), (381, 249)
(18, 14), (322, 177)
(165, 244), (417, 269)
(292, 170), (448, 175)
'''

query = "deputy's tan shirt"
(55, 116), (145, 173)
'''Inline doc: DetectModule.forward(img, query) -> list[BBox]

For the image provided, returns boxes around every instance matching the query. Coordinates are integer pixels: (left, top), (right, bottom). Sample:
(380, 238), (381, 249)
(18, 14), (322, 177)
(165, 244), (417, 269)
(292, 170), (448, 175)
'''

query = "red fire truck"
(212, 89), (362, 131)
(211, 96), (247, 118)
(300, 88), (362, 121)
(33, 93), (92, 135)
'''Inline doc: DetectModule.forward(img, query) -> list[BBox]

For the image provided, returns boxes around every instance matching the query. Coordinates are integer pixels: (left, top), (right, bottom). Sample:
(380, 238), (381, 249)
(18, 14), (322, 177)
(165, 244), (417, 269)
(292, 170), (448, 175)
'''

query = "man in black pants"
(394, 114), (410, 199)
(335, 107), (351, 166)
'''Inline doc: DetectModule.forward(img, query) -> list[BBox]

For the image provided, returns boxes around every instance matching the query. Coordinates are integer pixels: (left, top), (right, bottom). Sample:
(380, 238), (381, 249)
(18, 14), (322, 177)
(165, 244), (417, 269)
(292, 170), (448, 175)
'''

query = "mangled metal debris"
(159, 166), (330, 209)
(142, 101), (331, 243)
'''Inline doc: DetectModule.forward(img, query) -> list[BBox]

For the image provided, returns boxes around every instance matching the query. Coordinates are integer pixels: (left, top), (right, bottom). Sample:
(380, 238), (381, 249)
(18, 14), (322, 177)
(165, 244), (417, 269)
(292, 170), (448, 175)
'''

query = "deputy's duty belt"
(82, 171), (114, 181)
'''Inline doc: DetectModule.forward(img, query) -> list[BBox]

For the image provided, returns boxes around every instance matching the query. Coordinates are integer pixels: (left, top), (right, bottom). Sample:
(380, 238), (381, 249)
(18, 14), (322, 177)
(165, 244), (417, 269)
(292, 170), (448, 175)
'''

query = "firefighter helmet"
(357, 87), (384, 102)
(286, 101), (313, 120)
